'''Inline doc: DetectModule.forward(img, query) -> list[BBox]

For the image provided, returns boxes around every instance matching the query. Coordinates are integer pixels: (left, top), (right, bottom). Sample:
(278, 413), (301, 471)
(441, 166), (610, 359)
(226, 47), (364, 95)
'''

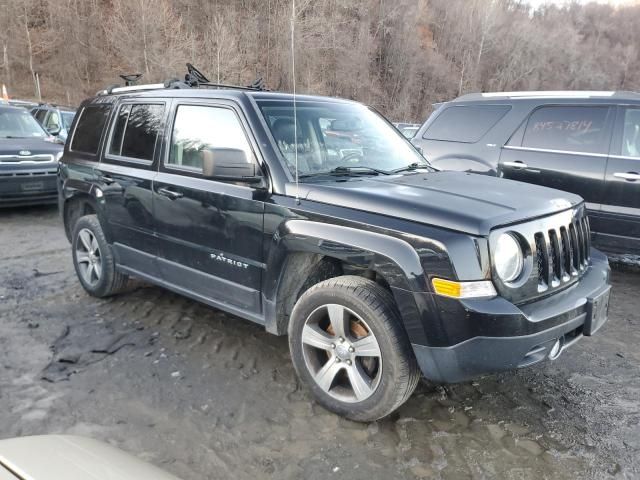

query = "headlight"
(55, 151), (63, 162)
(494, 233), (523, 283)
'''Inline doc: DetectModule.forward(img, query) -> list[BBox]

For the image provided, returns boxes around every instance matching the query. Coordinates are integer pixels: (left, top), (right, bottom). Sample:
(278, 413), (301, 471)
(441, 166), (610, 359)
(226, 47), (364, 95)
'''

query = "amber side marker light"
(431, 278), (497, 299)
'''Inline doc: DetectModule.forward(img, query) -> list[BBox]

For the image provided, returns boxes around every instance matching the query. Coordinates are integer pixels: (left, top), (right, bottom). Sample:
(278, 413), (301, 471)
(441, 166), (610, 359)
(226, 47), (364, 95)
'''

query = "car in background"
(0, 435), (181, 479)
(0, 104), (63, 207)
(8, 99), (39, 110)
(31, 103), (76, 143)
(400, 125), (419, 138)
(411, 91), (640, 255)
(393, 122), (420, 130)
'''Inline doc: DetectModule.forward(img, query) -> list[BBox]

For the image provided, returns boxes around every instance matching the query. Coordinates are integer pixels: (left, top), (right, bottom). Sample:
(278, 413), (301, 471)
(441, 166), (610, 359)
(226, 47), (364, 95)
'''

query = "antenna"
(291, 0), (300, 204)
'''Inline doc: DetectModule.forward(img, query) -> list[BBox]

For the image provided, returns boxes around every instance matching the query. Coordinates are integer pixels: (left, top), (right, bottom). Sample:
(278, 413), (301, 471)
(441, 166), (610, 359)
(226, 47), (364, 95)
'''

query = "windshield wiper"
(392, 162), (432, 173)
(299, 165), (391, 178)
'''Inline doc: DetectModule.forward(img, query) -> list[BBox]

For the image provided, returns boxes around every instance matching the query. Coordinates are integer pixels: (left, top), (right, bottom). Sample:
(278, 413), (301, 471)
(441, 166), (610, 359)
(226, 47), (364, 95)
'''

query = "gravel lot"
(1, 205), (639, 479)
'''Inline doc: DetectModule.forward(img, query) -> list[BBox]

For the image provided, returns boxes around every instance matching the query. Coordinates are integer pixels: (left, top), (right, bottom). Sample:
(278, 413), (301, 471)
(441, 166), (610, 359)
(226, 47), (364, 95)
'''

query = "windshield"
(256, 100), (428, 178)
(61, 112), (75, 129)
(0, 109), (47, 138)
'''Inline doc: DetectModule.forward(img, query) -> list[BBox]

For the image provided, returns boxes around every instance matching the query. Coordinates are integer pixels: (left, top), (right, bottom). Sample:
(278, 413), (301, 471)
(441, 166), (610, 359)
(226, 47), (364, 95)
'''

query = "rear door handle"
(157, 187), (184, 199)
(503, 161), (528, 169)
(614, 172), (640, 181)
(99, 175), (115, 185)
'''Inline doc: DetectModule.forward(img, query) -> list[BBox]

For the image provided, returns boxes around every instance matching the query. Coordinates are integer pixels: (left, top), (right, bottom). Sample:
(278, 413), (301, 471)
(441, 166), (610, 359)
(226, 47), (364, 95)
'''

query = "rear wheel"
(288, 276), (420, 421)
(71, 215), (128, 297)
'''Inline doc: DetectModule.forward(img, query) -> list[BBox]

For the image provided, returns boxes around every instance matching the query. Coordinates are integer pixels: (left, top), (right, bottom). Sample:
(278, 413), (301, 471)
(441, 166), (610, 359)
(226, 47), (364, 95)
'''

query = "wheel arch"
(63, 193), (99, 242)
(263, 220), (427, 337)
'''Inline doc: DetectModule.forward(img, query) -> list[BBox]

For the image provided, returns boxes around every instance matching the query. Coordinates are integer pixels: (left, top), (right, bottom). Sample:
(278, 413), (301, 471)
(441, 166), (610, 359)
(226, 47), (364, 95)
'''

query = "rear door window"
(106, 103), (164, 162)
(70, 105), (111, 155)
(423, 105), (511, 143)
(619, 107), (640, 158)
(522, 106), (611, 154)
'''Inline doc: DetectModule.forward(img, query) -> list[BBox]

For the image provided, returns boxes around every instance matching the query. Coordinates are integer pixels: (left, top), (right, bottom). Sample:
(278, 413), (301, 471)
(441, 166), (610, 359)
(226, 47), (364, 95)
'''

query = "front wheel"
(288, 276), (420, 421)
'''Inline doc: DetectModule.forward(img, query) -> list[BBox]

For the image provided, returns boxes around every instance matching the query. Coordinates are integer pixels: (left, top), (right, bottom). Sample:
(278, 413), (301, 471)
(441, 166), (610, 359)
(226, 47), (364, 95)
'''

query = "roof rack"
(455, 90), (640, 101)
(97, 63), (268, 96)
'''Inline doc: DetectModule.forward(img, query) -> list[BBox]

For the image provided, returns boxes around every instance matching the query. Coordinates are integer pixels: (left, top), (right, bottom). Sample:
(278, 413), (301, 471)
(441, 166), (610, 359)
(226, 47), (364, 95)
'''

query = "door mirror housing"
(201, 148), (262, 183)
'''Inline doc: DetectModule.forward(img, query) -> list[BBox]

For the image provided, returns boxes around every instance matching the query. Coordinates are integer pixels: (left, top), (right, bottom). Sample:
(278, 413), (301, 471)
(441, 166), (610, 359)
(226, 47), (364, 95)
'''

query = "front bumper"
(410, 248), (611, 383)
(0, 163), (58, 207)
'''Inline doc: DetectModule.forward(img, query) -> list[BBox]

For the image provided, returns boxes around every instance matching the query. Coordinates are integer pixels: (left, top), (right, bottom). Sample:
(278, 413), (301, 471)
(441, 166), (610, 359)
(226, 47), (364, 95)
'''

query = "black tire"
(288, 275), (421, 421)
(71, 214), (128, 297)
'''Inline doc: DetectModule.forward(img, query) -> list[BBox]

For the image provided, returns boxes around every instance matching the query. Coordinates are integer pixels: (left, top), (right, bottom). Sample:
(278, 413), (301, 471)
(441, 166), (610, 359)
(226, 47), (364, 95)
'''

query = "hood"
(289, 171), (582, 236)
(0, 137), (63, 156)
(0, 435), (181, 480)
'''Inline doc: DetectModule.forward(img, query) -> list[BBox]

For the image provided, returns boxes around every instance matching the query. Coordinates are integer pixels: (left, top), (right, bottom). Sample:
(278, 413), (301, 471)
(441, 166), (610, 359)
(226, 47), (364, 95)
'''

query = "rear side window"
(107, 103), (164, 161)
(423, 105), (510, 143)
(70, 105), (111, 155)
(522, 106), (610, 154)
(619, 107), (640, 158)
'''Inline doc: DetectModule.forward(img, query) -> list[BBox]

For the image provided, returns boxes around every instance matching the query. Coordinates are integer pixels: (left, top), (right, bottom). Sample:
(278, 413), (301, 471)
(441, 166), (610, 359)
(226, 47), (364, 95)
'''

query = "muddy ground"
(0, 205), (639, 480)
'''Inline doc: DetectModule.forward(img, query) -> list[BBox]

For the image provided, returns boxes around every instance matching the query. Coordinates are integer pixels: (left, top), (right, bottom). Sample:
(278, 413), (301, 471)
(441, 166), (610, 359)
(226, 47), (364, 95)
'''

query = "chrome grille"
(491, 205), (592, 304)
(534, 214), (590, 291)
(0, 154), (55, 163)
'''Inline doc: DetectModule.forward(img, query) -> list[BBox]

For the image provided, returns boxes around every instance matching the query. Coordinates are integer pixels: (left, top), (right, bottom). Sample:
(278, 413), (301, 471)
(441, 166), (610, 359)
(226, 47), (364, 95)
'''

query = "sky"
(527, 0), (638, 7)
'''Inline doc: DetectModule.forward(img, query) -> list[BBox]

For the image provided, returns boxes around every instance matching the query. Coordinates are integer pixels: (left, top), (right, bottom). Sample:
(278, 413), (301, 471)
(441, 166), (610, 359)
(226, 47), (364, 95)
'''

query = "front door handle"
(503, 161), (528, 169)
(614, 172), (640, 181)
(157, 187), (184, 199)
(99, 175), (115, 185)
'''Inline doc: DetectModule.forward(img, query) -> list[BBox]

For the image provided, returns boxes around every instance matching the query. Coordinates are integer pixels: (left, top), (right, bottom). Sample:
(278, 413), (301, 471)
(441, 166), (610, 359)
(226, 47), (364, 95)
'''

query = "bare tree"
(3, 0), (640, 121)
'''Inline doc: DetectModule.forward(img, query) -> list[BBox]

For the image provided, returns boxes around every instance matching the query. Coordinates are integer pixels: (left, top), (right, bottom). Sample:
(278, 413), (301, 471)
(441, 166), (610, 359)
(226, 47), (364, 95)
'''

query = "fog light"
(548, 339), (562, 360)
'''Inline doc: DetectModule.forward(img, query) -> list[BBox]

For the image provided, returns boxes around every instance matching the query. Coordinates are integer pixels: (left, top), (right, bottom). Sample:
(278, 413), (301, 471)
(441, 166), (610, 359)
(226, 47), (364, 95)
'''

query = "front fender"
(262, 219), (429, 336)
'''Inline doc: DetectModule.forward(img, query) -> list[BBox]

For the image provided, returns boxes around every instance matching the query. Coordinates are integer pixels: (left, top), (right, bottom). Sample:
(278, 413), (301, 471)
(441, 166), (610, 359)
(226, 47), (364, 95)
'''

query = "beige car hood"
(0, 436), (180, 480)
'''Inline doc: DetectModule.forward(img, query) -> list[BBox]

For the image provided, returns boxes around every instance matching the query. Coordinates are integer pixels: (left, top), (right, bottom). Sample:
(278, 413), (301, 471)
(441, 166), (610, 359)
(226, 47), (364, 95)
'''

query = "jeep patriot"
(58, 71), (611, 421)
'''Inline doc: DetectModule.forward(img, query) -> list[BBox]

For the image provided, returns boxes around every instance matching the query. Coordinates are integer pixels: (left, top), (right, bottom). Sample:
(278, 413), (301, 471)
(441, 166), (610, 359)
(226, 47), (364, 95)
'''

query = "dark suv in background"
(411, 91), (640, 255)
(0, 104), (63, 207)
(31, 103), (76, 144)
(57, 69), (610, 421)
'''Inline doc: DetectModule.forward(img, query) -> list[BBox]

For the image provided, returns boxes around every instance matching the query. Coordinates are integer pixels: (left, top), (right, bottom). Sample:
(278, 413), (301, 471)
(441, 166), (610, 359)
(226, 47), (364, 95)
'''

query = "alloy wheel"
(301, 303), (382, 403)
(75, 228), (102, 286)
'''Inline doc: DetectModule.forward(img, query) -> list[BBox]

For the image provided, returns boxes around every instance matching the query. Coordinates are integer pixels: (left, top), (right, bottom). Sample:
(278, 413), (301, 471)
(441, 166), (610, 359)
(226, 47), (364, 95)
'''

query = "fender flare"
(262, 220), (428, 335)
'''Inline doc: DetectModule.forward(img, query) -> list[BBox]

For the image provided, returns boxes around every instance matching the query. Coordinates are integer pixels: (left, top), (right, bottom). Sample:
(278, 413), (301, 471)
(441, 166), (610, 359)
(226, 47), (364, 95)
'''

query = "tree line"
(1, 0), (639, 122)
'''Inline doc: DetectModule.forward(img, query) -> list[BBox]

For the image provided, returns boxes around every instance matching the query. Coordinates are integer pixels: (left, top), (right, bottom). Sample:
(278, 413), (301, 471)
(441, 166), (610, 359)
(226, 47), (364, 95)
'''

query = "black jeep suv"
(58, 78), (611, 421)
(0, 104), (63, 207)
(411, 91), (640, 256)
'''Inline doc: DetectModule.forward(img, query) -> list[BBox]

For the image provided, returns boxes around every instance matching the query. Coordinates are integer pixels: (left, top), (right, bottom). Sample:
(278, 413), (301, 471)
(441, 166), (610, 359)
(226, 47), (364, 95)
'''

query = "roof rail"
(455, 90), (625, 101)
(97, 63), (269, 96)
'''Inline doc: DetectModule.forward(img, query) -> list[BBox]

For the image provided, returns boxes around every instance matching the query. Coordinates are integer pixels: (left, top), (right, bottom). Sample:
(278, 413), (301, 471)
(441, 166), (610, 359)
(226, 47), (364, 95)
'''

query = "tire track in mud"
(1, 206), (639, 479)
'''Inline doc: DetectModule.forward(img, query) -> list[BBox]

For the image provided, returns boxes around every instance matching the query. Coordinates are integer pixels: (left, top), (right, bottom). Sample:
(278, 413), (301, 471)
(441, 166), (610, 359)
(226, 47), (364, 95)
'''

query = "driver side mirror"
(202, 148), (262, 184)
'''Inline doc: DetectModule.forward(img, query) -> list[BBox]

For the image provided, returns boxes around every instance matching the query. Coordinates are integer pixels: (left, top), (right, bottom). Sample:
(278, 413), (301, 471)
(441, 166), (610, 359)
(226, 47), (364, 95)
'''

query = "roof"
(35, 103), (76, 111)
(91, 82), (357, 106)
(0, 104), (30, 113)
(453, 90), (640, 103)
